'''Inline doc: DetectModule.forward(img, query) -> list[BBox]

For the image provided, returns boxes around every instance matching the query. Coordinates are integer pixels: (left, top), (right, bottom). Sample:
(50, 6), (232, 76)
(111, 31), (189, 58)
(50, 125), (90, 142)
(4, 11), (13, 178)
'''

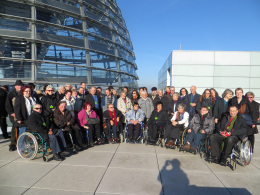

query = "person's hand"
(191, 103), (196, 107)
(84, 126), (89, 129)
(252, 125), (256, 128)
(172, 121), (177, 126)
(67, 122), (70, 126)
(130, 120), (134, 124)
(171, 113), (174, 116)
(48, 130), (53, 135)
(214, 118), (218, 124)
(200, 130), (205, 134)
(117, 117), (120, 122)
(17, 120), (21, 124)
(188, 129), (191, 133)
(11, 113), (15, 118)
(110, 120), (114, 125)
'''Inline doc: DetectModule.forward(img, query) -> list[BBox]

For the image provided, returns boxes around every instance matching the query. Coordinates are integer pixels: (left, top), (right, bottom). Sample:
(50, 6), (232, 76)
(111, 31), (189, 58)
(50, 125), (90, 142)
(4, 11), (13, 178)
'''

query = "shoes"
(166, 140), (175, 147)
(107, 138), (112, 143)
(183, 142), (191, 150)
(9, 145), (16, 152)
(190, 147), (197, 154)
(97, 138), (104, 144)
(59, 150), (69, 157)
(220, 158), (227, 166)
(113, 138), (118, 143)
(3, 135), (11, 139)
(75, 144), (82, 151)
(79, 144), (88, 148)
(53, 153), (64, 161)
(89, 142), (94, 147)
(212, 157), (220, 164)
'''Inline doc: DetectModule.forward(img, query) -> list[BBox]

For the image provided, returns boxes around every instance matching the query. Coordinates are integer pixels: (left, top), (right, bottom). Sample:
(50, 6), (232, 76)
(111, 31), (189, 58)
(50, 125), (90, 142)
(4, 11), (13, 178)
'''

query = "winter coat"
(171, 111), (189, 128)
(103, 109), (123, 127)
(216, 113), (248, 140)
(101, 95), (117, 112)
(188, 113), (215, 134)
(138, 97), (154, 119)
(61, 97), (76, 116)
(55, 91), (65, 102)
(125, 108), (145, 125)
(185, 93), (201, 117)
(41, 94), (59, 118)
(248, 100), (259, 135)
(77, 109), (99, 127)
(117, 97), (133, 115)
(53, 108), (79, 131)
(85, 93), (101, 111)
(196, 97), (215, 116)
(5, 89), (20, 116)
(167, 99), (182, 115)
(153, 96), (169, 111)
(148, 109), (170, 127)
(213, 98), (229, 120)
(0, 88), (8, 117)
(228, 96), (256, 125)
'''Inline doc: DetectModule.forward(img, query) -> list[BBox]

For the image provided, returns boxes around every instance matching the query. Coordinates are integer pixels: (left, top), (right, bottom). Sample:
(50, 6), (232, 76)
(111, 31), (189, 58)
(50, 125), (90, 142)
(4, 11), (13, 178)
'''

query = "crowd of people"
(0, 80), (259, 165)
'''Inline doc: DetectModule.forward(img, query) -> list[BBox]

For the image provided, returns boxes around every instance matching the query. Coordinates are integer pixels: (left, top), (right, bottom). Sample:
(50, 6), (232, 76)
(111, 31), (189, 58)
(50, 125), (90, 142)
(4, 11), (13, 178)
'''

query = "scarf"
(225, 116), (237, 132)
(109, 110), (118, 126)
(176, 112), (184, 121)
(24, 96), (36, 117)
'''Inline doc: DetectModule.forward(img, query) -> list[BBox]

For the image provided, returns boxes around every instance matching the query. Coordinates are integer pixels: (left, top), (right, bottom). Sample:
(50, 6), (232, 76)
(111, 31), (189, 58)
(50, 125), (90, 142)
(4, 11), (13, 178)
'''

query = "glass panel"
(0, 18), (29, 32)
(0, 1), (31, 18)
(89, 36), (115, 55)
(0, 39), (31, 59)
(92, 69), (118, 85)
(90, 52), (117, 70)
(0, 61), (31, 79)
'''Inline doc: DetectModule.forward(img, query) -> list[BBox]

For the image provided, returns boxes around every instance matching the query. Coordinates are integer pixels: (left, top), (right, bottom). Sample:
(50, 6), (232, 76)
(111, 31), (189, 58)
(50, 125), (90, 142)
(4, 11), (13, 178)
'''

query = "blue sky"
(117, 0), (260, 91)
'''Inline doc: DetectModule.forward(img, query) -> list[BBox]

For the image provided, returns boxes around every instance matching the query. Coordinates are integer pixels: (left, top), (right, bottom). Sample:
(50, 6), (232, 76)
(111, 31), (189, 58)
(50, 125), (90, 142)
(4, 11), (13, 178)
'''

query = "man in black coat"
(5, 80), (23, 151)
(0, 85), (10, 139)
(27, 104), (68, 161)
(153, 89), (169, 110)
(85, 86), (102, 116)
(210, 106), (248, 166)
(185, 85), (201, 120)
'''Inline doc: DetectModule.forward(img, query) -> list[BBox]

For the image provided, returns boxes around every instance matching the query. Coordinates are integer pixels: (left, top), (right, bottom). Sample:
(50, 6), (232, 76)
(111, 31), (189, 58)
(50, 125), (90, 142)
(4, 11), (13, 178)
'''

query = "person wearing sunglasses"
(27, 104), (69, 161)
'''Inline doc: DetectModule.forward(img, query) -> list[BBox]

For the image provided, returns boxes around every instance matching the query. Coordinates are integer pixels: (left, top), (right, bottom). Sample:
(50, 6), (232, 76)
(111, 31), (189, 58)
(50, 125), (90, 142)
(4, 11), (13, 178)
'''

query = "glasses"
(108, 107), (114, 108)
(24, 90), (30, 93)
(247, 97), (253, 99)
(34, 108), (42, 110)
(133, 93), (136, 94)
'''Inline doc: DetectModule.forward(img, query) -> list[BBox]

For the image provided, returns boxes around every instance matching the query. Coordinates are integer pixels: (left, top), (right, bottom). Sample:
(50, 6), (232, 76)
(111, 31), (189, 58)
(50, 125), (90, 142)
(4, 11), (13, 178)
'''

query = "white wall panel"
(250, 78), (260, 88)
(171, 76), (213, 88)
(172, 65), (214, 77)
(213, 77), (249, 88)
(214, 66), (250, 77)
(172, 51), (214, 65)
(215, 51), (250, 66)
(251, 52), (260, 65)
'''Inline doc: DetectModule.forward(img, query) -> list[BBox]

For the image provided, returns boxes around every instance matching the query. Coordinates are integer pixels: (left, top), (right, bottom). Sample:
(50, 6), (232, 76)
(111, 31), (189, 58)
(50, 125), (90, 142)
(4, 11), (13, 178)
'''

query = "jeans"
(19, 127), (27, 137)
(185, 129), (206, 148)
(49, 129), (67, 154)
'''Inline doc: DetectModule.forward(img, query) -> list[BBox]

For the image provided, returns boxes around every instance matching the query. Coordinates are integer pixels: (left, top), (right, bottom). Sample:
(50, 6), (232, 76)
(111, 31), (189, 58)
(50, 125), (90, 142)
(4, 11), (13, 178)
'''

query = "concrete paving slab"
(0, 185), (28, 195)
(109, 152), (158, 170)
(215, 172), (260, 195)
(61, 151), (114, 167)
(117, 143), (156, 154)
(96, 167), (162, 195)
(155, 146), (191, 156)
(13, 153), (60, 165)
(157, 155), (211, 173)
(86, 144), (118, 153)
(252, 145), (260, 157)
(0, 160), (11, 168)
(251, 158), (260, 169)
(0, 161), (57, 187)
(0, 145), (20, 161)
(160, 170), (229, 195)
(33, 164), (106, 193)
(24, 188), (92, 195)
(0, 138), (11, 148)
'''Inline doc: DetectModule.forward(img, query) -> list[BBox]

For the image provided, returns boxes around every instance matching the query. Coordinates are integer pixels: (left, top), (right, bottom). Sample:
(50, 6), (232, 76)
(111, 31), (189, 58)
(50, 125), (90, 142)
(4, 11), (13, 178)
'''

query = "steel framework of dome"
(0, 0), (138, 88)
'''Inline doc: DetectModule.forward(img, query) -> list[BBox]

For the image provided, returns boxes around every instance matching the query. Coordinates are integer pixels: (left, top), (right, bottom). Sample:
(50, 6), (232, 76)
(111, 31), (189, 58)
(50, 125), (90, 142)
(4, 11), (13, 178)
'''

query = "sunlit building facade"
(0, 0), (138, 88)
(158, 50), (260, 99)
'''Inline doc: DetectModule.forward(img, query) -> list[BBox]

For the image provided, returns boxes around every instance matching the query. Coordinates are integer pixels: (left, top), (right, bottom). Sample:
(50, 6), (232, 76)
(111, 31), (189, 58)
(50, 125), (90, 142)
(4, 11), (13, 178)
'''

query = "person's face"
(200, 108), (208, 116)
(72, 91), (77, 98)
(158, 90), (163, 97)
(157, 104), (162, 111)
(81, 83), (86, 89)
(181, 89), (186, 95)
(59, 103), (66, 112)
(23, 88), (31, 98)
(78, 88), (84, 95)
(178, 107), (184, 113)
(139, 89), (143, 94)
(226, 92), (233, 100)
(65, 85), (71, 91)
(71, 87), (76, 91)
(113, 89), (116, 95)
(60, 87), (65, 94)
(247, 95), (254, 103)
(15, 85), (22, 92)
(170, 88), (175, 94)
(134, 105), (139, 111)
(121, 93), (126, 98)
(108, 105), (114, 112)
(97, 88), (102, 93)
(205, 90), (210, 98)
(190, 86), (196, 94)
(86, 104), (91, 111)
(33, 105), (42, 114)
(123, 88), (128, 93)
(230, 107), (238, 118)
(142, 93), (147, 99)
(173, 95), (178, 101)
(236, 90), (243, 99)
(152, 90), (157, 95)
(166, 88), (170, 92)
(132, 91), (137, 97)
(65, 92), (72, 100)
(210, 90), (216, 97)
(106, 90), (110, 96)
(90, 87), (96, 95)
(47, 88), (54, 95)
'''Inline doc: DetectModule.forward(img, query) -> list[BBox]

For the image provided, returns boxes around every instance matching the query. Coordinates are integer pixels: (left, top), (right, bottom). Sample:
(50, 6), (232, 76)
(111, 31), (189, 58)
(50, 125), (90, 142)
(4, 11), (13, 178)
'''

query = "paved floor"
(0, 132), (259, 195)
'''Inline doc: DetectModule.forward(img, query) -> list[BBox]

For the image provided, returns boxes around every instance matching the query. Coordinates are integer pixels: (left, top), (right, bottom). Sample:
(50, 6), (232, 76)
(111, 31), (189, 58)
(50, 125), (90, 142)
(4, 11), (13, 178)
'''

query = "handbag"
(240, 114), (253, 126)
(87, 118), (100, 125)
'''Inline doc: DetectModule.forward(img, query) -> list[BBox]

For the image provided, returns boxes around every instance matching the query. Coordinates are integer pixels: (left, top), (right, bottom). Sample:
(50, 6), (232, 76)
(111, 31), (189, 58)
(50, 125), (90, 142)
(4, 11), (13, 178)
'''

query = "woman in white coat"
(117, 91), (133, 122)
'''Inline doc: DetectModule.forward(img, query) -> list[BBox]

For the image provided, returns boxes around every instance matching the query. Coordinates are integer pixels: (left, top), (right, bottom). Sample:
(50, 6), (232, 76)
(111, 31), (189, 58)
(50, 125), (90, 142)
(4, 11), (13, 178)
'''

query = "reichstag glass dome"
(0, 0), (138, 88)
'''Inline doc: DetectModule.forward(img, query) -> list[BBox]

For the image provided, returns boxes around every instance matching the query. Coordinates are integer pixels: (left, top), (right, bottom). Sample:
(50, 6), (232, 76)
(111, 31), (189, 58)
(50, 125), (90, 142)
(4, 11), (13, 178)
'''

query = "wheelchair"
(229, 137), (252, 171)
(103, 118), (124, 143)
(165, 127), (187, 150)
(197, 135), (211, 158)
(146, 123), (167, 147)
(124, 122), (145, 144)
(17, 132), (50, 162)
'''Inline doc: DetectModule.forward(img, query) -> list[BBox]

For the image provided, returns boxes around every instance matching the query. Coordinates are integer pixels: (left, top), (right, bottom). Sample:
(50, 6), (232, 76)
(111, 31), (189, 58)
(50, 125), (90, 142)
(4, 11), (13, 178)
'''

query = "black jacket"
(185, 93), (201, 116)
(148, 109), (170, 127)
(0, 88), (8, 117)
(55, 91), (65, 102)
(5, 89), (20, 115)
(196, 97), (215, 116)
(153, 96), (169, 111)
(41, 94), (59, 118)
(213, 98), (229, 120)
(103, 109), (123, 127)
(85, 93), (101, 111)
(248, 100), (259, 135)
(216, 113), (248, 140)
(228, 96), (256, 125)
(167, 99), (182, 115)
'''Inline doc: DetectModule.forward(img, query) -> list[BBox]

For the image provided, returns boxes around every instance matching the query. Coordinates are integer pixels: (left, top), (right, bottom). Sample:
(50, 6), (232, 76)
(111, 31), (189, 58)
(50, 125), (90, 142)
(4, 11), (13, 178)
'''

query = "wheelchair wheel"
(43, 155), (48, 162)
(239, 140), (252, 166)
(17, 132), (38, 160)
(119, 133), (124, 143)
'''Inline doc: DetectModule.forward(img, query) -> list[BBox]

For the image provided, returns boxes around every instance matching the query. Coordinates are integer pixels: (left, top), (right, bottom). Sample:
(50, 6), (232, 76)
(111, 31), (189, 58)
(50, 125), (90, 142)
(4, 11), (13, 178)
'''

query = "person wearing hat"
(0, 85), (10, 139)
(5, 80), (23, 151)
(149, 87), (158, 102)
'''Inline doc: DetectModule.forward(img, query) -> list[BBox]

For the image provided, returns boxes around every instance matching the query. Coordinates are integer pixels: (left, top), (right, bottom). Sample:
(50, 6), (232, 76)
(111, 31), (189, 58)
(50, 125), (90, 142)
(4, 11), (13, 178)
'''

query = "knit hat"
(14, 80), (24, 86)
(151, 87), (157, 91)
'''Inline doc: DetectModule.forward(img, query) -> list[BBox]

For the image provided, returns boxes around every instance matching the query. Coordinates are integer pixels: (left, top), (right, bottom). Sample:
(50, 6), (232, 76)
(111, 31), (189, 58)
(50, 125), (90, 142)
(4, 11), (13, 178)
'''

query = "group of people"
(0, 80), (259, 164)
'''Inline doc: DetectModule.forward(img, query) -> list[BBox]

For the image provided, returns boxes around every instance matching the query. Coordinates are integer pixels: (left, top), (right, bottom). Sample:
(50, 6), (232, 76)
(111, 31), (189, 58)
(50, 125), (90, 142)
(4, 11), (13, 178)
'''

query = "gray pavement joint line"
(155, 146), (164, 195)
(21, 160), (63, 195)
(93, 143), (120, 195)
(0, 155), (20, 169)
(200, 157), (232, 195)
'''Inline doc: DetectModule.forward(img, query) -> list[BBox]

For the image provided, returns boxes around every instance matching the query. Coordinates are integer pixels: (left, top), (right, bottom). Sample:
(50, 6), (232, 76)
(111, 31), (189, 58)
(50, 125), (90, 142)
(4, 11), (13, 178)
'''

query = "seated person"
(210, 106), (248, 166)
(147, 101), (170, 144)
(78, 102), (104, 146)
(27, 104), (68, 161)
(181, 107), (215, 153)
(103, 104), (123, 143)
(125, 102), (145, 143)
(53, 101), (87, 151)
(165, 103), (189, 148)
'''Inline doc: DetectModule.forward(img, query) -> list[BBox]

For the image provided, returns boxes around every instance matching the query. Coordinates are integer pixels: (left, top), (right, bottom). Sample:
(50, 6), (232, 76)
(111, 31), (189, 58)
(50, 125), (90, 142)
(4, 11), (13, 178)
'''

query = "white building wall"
(158, 50), (260, 99)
